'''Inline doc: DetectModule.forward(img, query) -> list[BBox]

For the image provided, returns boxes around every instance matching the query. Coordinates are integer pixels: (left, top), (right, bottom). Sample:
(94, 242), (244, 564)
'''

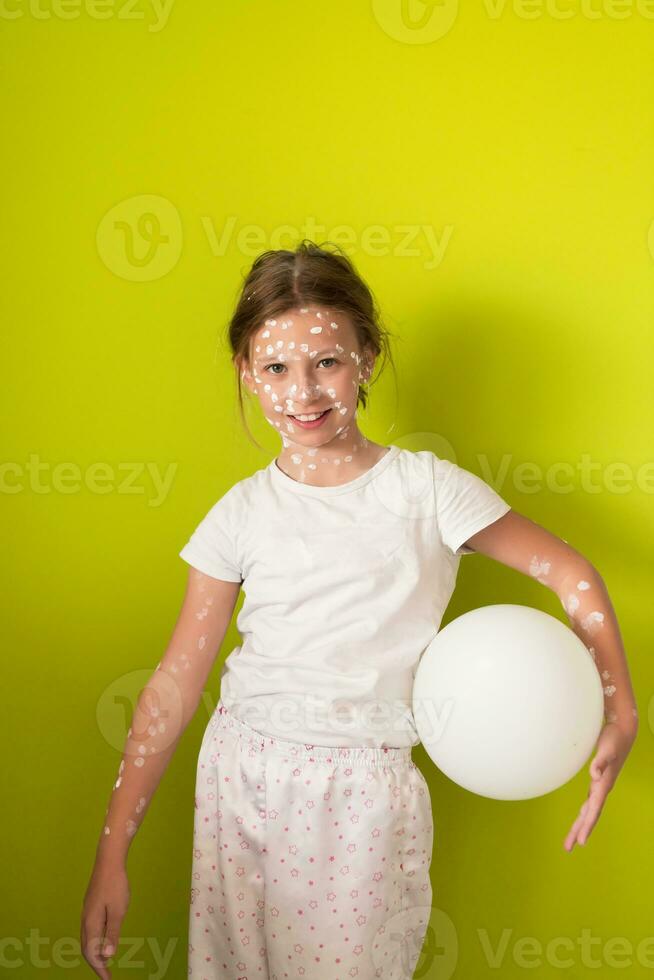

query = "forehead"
(249, 306), (359, 356)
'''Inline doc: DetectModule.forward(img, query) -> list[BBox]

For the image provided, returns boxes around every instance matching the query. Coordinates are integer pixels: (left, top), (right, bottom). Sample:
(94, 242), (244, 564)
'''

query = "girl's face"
(240, 305), (374, 445)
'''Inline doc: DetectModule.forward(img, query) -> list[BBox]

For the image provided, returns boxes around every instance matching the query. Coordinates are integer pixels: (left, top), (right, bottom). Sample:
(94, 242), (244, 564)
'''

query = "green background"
(2, 1), (653, 977)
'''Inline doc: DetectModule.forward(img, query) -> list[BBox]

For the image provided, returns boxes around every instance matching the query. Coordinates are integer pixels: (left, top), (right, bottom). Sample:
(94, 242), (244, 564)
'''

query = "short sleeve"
(432, 455), (512, 557)
(179, 487), (243, 583)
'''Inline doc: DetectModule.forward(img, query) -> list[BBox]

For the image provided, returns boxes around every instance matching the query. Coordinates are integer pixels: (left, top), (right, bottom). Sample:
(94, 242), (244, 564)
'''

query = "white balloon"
(412, 604), (605, 800)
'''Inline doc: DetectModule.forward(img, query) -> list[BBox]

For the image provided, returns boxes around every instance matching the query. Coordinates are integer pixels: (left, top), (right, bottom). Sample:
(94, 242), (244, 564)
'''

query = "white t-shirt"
(179, 445), (511, 748)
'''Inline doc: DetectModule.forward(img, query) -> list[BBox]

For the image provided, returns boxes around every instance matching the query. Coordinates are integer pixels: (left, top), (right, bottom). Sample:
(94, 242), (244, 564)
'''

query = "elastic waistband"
(210, 700), (414, 769)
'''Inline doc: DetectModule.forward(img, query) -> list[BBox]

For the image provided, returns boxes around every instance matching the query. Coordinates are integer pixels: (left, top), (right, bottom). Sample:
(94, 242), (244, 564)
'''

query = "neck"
(276, 424), (388, 487)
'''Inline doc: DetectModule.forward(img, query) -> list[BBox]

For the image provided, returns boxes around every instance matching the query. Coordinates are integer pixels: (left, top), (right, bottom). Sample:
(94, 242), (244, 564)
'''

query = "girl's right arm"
(80, 566), (241, 979)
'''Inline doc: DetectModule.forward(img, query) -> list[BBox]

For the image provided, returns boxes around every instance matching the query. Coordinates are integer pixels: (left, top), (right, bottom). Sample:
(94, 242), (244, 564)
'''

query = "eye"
(263, 357), (338, 375)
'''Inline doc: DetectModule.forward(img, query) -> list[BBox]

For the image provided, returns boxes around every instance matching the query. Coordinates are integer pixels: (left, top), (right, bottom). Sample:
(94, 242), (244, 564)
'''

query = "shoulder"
(198, 463), (269, 521)
(391, 446), (450, 482)
(390, 447), (487, 501)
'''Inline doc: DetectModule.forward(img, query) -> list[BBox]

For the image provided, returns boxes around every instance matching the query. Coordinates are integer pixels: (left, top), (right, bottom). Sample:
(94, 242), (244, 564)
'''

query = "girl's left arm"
(461, 508), (639, 853)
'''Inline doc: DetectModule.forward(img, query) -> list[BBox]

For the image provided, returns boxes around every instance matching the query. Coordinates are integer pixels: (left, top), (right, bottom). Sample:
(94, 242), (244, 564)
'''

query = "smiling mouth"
(287, 409), (332, 421)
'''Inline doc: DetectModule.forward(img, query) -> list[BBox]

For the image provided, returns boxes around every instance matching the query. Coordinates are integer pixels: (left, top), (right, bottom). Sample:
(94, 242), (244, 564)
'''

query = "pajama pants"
(188, 699), (434, 980)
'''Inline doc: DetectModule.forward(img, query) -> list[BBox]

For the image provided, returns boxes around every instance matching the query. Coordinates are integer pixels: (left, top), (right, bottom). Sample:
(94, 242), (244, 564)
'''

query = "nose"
(287, 380), (323, 403)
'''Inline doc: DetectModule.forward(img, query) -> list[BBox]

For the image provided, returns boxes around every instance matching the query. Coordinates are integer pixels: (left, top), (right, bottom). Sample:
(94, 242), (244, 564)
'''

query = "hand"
(563, 722), (637, 852)
(81, 861), (131, 978)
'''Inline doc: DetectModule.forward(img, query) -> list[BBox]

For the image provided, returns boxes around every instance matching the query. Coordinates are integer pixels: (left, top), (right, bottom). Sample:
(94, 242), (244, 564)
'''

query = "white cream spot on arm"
(580, 611), (605, 633)
(529, 555), (551, 578)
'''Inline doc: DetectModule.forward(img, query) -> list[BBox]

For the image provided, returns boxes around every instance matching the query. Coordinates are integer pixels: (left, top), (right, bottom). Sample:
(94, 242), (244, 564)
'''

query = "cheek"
(254, 377), (287, 413)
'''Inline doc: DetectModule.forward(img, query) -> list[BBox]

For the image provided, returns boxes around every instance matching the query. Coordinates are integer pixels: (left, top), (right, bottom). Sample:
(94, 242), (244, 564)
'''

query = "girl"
(82, 241), (638, 980)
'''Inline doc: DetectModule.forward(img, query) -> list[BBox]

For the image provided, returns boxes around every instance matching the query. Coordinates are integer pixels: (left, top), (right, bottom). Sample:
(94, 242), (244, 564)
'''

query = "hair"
(224, 239), (398, 450)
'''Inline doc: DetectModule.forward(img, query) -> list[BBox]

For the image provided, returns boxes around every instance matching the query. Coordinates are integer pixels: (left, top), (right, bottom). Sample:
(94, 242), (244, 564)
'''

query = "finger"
(564, 801), (590, 850)
(82, 908), (111, 978)
(102, 913), (122, 964)
(84, 934), (111, 979)
(576, 781), (612, 845)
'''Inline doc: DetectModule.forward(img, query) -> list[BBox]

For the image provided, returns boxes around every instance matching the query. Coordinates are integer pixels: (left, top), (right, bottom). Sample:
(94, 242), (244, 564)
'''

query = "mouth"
(286, 408), (332, 429)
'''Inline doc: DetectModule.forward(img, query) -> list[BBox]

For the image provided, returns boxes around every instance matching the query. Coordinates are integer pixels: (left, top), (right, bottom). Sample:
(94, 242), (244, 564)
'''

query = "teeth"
(291, 411), (327, 421)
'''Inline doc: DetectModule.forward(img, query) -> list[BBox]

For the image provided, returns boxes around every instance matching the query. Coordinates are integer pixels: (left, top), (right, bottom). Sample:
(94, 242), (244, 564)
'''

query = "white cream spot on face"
(310, 326), (322, 334)
(261, 329), (270, 338)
